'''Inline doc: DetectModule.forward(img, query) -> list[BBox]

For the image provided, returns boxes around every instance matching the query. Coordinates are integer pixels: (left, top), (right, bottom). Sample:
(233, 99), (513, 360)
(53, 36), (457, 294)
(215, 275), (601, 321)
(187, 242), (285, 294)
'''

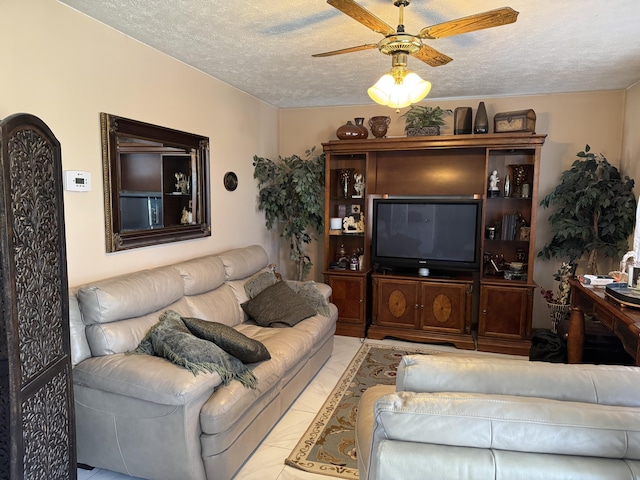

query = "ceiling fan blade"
(327, 0), (396, 36)
(419, 7), (518, 39)
(411, 44), (453, 67)
(312, 43), (379, 57)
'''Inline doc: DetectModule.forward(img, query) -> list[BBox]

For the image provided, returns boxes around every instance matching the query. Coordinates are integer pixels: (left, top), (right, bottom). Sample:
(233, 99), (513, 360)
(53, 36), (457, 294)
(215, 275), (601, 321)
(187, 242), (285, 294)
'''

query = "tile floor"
(77, 336), (524, 480)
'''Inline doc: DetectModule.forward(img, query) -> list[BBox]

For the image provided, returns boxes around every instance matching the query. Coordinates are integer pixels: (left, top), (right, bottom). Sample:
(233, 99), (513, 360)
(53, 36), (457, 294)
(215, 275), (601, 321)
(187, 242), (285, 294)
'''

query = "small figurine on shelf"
(334, 243), (349, 269)
(175, 172), (190, 194)
(488, 170), (500, 198)
(180, 207), (191, 225)
(350, 251), (360, 271)
(343, 214), (365, 233)
(353, 173), (365, 198)
(338, 169), (353, 198)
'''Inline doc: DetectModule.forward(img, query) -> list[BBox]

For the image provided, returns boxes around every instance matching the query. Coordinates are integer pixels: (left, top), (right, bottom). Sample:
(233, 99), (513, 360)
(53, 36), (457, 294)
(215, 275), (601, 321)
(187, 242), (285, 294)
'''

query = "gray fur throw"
(132, 310), (257, 389)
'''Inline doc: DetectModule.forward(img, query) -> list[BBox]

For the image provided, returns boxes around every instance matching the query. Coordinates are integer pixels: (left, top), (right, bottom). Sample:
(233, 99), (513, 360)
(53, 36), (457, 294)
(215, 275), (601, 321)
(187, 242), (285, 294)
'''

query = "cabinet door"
(326, 275), (365, 325)
(479, 284), (532, 338)
(374, 278), (419, 329)
(420, 282), (470, 334)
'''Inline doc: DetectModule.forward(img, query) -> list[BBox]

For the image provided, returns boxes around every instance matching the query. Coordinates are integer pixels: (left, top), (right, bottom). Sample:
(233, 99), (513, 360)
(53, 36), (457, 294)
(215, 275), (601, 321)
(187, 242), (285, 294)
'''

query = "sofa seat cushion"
(199, 312), (336, 434)
(372, 391), (640, 459)
(73, 353), (222, 405)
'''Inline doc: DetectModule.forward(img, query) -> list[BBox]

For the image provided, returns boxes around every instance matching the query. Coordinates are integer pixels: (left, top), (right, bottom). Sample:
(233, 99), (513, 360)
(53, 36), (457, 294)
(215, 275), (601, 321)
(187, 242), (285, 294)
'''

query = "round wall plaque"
(223, 171), (238, 191)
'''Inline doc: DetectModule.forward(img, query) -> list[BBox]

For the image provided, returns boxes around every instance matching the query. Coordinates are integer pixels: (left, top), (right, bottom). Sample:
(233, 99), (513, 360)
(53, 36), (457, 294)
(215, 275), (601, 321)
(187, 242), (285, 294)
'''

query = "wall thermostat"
(64, 170), (91, 192)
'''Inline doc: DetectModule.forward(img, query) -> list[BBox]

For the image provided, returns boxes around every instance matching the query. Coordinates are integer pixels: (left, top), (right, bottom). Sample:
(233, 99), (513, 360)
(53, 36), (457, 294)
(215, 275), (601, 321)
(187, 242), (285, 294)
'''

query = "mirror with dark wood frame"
(100, 113), (211, 252)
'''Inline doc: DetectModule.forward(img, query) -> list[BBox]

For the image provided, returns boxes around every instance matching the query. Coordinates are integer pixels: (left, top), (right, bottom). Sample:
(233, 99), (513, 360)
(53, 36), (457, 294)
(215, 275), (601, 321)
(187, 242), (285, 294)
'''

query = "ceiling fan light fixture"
(368, 65), (431, 108)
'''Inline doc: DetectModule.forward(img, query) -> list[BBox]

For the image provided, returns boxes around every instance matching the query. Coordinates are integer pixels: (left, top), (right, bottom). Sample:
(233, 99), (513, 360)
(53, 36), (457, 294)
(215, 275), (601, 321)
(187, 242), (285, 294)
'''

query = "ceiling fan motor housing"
(378, 34), (422, 55)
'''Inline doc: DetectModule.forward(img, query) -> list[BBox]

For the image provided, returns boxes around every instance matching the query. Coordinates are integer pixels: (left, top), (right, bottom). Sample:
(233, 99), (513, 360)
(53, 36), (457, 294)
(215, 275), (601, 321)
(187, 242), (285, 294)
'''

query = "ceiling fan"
(313, 0), (519, 68)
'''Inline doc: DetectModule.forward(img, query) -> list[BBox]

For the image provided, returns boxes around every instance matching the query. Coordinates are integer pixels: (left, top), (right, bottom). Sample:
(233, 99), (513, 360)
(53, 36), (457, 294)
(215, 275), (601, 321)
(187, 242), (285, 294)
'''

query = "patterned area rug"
(285, 342), (437, 479)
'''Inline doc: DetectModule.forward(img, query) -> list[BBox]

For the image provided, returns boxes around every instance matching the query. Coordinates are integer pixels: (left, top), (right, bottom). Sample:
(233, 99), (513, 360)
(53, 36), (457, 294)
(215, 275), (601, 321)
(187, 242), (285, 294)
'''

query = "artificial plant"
(400, 105), (452, 131)
(538, 145), (636, 274)
(253, 147), (325, 281)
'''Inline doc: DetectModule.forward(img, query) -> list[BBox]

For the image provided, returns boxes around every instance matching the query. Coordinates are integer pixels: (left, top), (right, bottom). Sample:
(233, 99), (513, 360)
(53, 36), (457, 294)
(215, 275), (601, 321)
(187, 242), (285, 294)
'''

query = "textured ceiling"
(58, 0), (640, 109)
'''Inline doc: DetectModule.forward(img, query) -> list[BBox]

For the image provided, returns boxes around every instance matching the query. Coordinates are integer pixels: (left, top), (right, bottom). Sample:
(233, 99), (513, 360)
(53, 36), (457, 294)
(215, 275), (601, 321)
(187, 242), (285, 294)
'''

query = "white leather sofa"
(69, 245), (337, 480)
(356, 354), (640, 480)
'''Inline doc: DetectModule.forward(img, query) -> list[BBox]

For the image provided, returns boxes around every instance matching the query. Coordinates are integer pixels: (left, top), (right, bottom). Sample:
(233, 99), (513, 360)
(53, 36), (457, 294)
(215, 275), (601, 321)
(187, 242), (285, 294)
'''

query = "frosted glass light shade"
(368, 70), (432, 108)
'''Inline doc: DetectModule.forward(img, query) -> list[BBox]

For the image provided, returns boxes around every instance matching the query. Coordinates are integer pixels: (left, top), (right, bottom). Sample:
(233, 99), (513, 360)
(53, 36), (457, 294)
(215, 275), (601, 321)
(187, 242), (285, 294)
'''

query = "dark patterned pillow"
(241, 280), (316, 327)
(181, 316), (270, 363)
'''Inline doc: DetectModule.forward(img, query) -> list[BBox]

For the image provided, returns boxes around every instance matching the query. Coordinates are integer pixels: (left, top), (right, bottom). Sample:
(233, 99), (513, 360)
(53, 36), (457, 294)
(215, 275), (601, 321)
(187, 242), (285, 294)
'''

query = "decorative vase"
(354, 117), (369, 139)
(474, 101), (489, 134)
(509, 164), (533, 198)
(368, 116), (390, 138)
(407, 126), (440, 137)
(337, 168), (354, 198)
(547, 302), (571, 334)
(454, 107), (472, 134)
(336, 121), (364, 140)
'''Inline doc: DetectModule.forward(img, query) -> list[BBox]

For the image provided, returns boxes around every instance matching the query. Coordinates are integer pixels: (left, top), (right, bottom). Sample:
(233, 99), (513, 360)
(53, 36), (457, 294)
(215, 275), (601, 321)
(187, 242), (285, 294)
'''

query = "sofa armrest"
(356, 385), (395, 480)
(397, 354), (640, 407)
(73, 353), (222, 405)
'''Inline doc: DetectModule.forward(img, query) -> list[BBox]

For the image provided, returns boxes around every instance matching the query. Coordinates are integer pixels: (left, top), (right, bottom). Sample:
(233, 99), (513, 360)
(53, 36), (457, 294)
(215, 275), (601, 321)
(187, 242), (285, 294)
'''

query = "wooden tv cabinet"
(322, 133), (545, 355)
(369, 272), (475, 350)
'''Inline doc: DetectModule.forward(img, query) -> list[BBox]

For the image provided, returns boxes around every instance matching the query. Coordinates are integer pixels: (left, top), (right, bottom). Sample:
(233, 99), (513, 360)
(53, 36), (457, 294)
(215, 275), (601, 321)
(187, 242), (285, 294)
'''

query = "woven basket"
(547, 302), (571, 334)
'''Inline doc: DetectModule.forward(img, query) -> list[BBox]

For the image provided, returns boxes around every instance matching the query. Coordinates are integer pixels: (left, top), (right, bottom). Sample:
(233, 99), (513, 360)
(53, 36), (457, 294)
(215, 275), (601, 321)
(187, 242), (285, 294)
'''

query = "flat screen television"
(371, 197), (482, 274)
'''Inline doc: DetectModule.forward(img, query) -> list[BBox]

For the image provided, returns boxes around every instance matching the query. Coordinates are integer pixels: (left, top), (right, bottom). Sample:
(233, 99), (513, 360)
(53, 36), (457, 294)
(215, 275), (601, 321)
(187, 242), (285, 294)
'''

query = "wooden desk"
(568, 279), (640, 365)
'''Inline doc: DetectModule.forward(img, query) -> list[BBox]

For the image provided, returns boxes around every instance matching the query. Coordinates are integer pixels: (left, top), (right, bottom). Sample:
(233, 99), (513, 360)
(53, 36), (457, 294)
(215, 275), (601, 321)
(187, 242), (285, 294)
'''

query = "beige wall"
(2, 0), (637, 330)
(280, 91), (628, 328)
(0, 0), (280, 287)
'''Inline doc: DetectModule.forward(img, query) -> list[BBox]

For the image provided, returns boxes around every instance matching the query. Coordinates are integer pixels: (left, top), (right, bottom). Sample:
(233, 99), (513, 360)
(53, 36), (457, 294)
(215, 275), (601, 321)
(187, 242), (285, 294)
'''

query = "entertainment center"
(322, 133), (546, 355)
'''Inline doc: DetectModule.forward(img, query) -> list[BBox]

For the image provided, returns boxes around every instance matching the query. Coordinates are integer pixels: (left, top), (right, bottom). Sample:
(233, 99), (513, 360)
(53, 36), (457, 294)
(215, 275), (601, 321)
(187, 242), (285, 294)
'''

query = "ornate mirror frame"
(100, 113), (211, 252)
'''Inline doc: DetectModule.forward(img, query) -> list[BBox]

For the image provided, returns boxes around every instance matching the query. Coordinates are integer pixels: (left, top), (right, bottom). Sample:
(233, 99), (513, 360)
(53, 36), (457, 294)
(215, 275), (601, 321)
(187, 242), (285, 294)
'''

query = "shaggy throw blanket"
(132, 310), (258, 389)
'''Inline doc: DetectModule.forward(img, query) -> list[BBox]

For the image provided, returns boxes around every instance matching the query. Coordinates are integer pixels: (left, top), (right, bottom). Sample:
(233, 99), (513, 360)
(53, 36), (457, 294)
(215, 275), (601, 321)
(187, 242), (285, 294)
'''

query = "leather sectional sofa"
(356, 354), (640, 480)
(69, 245), (337, 480)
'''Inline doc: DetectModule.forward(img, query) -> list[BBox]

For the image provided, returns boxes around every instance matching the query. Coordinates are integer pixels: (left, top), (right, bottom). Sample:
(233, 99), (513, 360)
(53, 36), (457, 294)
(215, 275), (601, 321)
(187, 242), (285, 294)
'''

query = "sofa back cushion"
(76, 266), (187, 356)
(172, 254), (227, 296)
(220, 245), (269, 281)
(172, 254), (244, 327)
(397, 354), (640, 408)
(183, 286), (244, 327)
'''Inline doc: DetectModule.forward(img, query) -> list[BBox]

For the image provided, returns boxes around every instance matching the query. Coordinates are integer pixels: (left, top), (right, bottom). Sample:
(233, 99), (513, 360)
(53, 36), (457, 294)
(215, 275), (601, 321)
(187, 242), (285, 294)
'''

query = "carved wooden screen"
(0, 114), (76, 479)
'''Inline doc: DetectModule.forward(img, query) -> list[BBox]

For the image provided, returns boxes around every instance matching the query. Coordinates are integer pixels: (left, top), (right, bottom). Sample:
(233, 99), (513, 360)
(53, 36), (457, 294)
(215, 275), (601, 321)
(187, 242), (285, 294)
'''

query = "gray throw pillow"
(244, 270), (278, 299)
(286, 281), (331, 317)
(241, 281), (316, 327)
(181, 316), (270, 363)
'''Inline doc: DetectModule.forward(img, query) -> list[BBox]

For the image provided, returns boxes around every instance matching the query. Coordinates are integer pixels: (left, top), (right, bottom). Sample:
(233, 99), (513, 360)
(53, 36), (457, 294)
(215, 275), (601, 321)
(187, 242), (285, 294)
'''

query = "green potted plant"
(400, 105), (452, 136)
(538, 144), (636, 274)
(253, 147), (325, 281)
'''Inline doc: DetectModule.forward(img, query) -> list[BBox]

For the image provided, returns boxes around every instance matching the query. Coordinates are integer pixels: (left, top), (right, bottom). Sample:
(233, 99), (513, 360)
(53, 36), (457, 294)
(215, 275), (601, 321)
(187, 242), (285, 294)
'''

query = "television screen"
(372, 197), (481, 271)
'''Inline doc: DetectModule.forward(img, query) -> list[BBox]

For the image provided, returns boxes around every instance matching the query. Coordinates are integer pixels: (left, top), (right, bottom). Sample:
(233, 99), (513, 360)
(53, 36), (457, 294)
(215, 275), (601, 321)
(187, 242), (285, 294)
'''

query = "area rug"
(285, 342), (438, 479)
